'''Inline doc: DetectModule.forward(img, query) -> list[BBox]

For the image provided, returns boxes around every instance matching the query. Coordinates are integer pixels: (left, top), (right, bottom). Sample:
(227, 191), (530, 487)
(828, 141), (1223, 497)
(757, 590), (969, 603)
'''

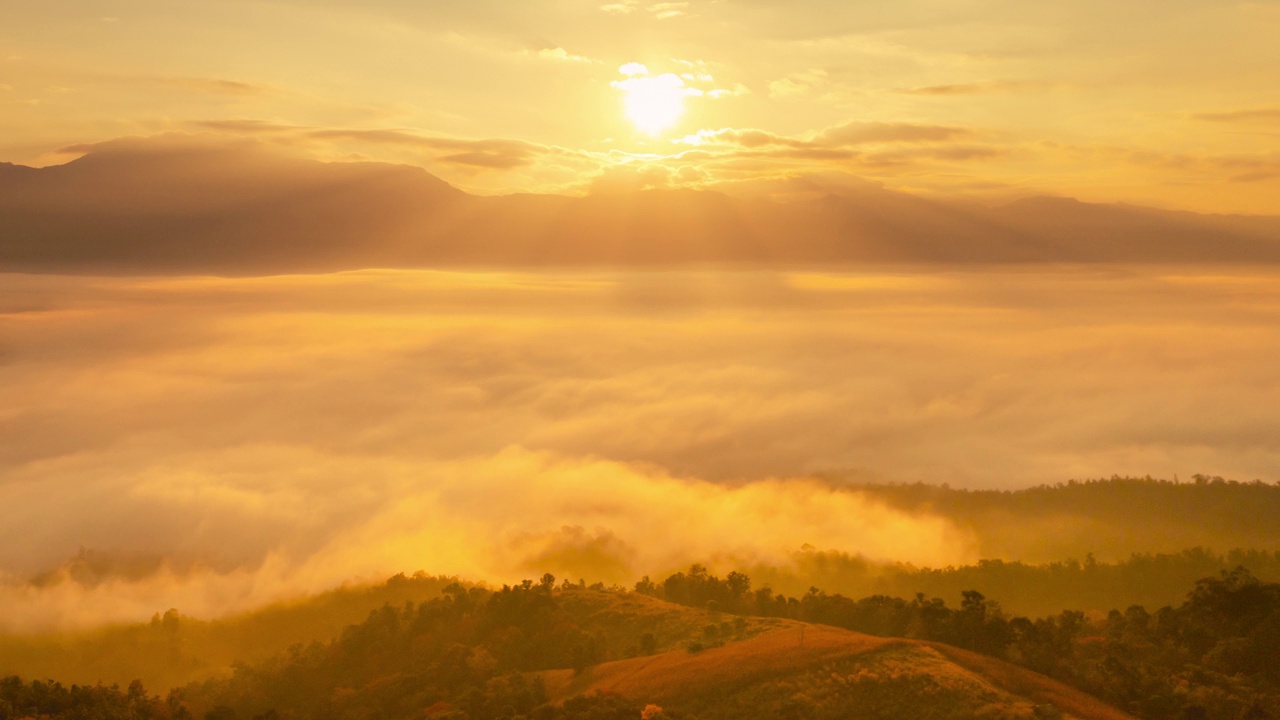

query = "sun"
(612, 63), (692, 135)
(622, 74), (686, 134)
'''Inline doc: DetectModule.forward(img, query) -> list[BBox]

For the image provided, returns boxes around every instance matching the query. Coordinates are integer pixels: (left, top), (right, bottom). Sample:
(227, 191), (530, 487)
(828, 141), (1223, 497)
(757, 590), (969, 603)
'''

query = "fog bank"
(2, 267), (1278, 630)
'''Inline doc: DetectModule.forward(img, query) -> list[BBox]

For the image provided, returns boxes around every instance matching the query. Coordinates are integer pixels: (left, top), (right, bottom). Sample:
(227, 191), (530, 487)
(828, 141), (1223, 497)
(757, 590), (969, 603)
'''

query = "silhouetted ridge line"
(3, 138), (1280, 274)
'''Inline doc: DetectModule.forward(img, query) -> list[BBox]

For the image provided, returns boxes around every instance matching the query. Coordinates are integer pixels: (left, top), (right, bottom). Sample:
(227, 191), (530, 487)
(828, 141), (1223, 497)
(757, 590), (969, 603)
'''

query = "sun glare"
(613, 63), (691, 135)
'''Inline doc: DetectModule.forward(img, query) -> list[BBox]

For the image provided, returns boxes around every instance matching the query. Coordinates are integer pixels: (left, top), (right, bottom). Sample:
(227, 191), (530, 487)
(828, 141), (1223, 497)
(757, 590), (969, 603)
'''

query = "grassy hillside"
(543, 622), (891, 703)
(547, 623), (1133, 719)
(639, 565), (1280, 719)
(543, 601), (1135, 718)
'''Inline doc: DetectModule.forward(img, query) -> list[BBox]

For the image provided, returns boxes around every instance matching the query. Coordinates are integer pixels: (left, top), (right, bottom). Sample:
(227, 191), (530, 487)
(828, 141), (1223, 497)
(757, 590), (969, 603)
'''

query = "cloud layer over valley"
(2, 268), (1279, 630)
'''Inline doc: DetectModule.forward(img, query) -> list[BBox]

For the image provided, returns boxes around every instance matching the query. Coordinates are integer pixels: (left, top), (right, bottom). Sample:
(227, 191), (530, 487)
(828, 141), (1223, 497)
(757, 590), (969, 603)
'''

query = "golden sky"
(3, 0), (1279, 212)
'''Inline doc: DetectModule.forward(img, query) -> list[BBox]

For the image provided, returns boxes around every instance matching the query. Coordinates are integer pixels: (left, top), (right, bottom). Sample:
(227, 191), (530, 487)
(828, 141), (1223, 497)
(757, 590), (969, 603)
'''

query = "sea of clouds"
(2, 267), (1278, 630)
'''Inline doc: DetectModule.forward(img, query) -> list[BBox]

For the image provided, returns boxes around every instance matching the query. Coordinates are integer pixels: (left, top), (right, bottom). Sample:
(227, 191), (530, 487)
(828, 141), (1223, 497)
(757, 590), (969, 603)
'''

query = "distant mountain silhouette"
(3, 137), (1279, 273)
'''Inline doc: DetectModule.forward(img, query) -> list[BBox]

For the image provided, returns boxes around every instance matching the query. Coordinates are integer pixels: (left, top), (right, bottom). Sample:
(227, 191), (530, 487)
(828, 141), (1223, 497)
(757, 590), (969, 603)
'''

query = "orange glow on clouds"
(4, 268), (1280, 628)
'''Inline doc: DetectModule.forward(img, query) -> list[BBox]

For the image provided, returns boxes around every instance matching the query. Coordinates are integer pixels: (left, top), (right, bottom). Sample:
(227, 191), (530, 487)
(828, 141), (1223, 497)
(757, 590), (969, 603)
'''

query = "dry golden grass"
(926, 642), (1137, 720)
(545, 622), (889, 702)
(543, 618), (1136, 720)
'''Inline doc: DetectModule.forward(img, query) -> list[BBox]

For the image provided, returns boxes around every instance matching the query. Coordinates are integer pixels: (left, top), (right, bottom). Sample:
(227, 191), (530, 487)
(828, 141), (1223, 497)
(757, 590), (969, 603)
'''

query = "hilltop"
(544, 622), (1131, 720)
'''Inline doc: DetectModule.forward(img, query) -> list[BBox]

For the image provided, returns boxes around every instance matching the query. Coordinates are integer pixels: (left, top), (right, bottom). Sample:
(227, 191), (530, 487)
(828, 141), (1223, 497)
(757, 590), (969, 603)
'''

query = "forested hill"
(8, 547), (1279, 694)
(749, 547), (1280, 618)
(833, 475), (1280, 562)
(6, 567), (1280, 720)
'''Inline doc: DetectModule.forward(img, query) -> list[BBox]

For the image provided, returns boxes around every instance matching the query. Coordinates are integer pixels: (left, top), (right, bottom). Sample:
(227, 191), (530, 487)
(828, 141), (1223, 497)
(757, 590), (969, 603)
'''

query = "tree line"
(4, 566), (1279, 719)
(641, 564), (1280, 719)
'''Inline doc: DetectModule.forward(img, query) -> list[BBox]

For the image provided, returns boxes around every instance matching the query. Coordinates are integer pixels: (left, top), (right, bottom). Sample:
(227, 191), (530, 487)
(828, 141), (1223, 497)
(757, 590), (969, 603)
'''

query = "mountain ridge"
(3, 137), (1279, 274)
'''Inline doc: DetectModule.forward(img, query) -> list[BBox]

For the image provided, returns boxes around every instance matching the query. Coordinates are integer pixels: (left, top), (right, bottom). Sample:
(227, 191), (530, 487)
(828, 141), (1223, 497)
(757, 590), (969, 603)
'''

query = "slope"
(544, 620), (1134, 720)
(0, 137), (472, 274)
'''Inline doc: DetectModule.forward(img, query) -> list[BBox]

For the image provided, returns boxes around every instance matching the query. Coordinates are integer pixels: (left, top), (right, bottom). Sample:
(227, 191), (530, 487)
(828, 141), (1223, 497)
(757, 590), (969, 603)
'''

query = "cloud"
(183, 121), (556, 170)
(307, 128), (551, 168)
(50, 133), (267, 160)
(1195, 108), (1280, 124)
(1116, 146), (1280, 184)
(157, 77), (269, 96)
(768, 69), (829, 99)
(537, 47), (595, 63)
(612, 61), (742, 109)
(707, 84), (750, 99)
(612, 72), (701, 97)
(676, 121), (975, 156)
(818, 121), (973, 145)
(897, 80), (1040, 96)
(648, 2), (689, 19)
(0, 445), (971, 630)
(188, 119), (299, 134)
(586, 162), (674, 193)
(3, 268), (1280, 629)
(660, 120), (997, 182)
(599, 1), (686, 18)
(1228, 171), (1279, 183)
(600, 0), (640, 14)
(510, 526), (638, 582)
(861, 145), (1004, 167)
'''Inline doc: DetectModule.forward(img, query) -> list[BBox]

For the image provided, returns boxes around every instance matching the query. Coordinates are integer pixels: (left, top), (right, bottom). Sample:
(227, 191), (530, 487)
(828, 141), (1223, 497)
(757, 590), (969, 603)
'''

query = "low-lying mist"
(2, 267), (1278, 631)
